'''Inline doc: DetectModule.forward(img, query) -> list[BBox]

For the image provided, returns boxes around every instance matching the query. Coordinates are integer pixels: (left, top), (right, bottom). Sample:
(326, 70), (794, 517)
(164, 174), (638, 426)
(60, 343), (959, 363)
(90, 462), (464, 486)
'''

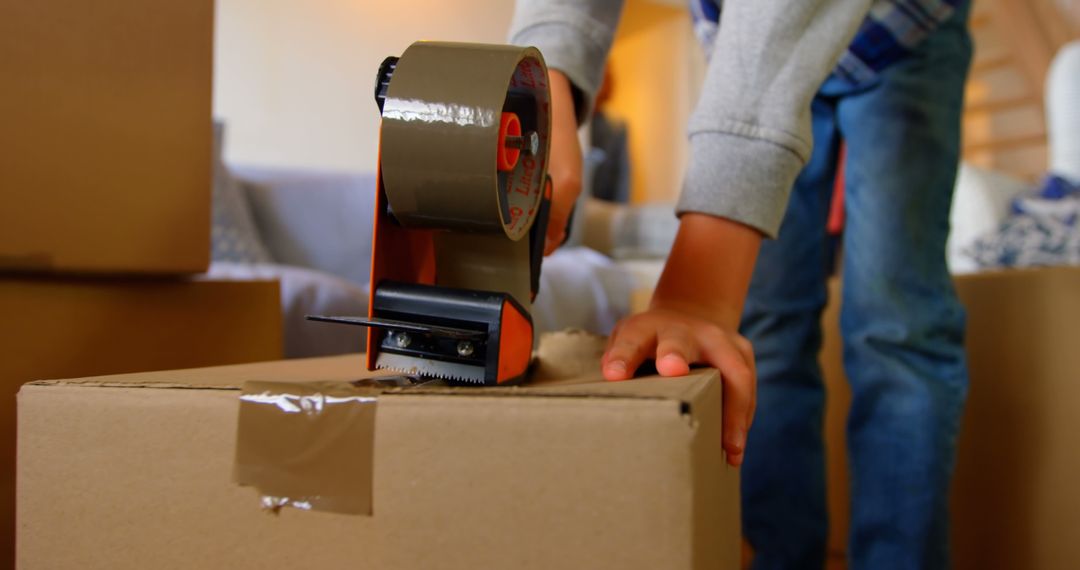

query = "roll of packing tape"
(380, 42), (551, 241)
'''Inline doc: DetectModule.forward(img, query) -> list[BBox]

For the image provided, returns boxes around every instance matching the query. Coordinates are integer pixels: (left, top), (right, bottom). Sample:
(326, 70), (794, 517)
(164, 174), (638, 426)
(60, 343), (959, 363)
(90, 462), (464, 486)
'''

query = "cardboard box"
(0, 0), (214, 274)
(821, 267), (1080, 568)
(820, 278), (848, 562)
(1, 276), (282, 567)
(17, 334), (740, 569)
(950, 267), (1080, 569)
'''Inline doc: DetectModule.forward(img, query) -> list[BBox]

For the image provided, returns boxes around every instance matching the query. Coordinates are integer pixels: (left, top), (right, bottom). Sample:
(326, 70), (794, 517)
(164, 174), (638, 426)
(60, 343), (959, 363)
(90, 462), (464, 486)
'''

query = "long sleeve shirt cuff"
(676, 131), (805, 239)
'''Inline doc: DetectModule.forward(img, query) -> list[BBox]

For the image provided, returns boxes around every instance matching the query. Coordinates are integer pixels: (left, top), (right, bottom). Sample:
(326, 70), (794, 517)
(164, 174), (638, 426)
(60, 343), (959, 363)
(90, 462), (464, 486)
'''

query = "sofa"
(209, 161), (636, 358)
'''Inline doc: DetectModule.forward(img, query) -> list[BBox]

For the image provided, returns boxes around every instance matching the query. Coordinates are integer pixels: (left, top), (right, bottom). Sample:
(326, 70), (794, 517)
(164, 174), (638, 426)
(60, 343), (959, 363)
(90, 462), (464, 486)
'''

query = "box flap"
(26, 354), (363, 390)
(25, 331), (718, 408)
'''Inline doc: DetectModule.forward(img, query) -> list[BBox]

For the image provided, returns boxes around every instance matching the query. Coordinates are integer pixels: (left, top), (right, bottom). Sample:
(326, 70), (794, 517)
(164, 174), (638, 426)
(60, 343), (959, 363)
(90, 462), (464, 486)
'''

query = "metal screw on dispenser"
(394, 332), (412, 349)
(504, 131), (540, 156)
(456, 340), (475, 357)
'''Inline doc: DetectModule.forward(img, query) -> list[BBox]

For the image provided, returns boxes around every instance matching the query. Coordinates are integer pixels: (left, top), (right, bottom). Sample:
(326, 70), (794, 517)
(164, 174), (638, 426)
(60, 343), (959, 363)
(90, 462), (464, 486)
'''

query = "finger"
(602, 321), (657, 382)
(603, 321), (625, 358)
(733, 335), (757, 430)
(544, 192), (575, 255)
(654, 324), (697, 377)
(543, 230), (567, 256)
(602, 317), (634, 369)
(697, 330), (755, 467)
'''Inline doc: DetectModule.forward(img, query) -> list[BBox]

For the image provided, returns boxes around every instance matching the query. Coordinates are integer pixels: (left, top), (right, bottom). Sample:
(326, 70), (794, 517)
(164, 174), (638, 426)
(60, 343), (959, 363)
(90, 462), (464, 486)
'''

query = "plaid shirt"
(691, 0), (966, 85)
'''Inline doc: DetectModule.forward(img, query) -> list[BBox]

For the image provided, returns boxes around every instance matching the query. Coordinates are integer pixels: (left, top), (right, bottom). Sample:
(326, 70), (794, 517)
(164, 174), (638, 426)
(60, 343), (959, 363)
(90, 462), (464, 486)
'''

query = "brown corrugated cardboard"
(17, 335), (740, 570)
(821, 267), (1080, 568)
(1, 276), (282, 567)
(821, 277), (849, 561)
(0, 0), (213, 274)
(950, 267), (1080, 569)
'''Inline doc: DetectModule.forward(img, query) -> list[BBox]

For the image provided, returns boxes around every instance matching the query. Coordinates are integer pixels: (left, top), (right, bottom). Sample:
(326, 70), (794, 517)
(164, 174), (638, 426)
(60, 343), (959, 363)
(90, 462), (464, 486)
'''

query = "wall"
(214, 0), (703, 206)
(604, 0), (703, 204)
(213, 0), (516, 172)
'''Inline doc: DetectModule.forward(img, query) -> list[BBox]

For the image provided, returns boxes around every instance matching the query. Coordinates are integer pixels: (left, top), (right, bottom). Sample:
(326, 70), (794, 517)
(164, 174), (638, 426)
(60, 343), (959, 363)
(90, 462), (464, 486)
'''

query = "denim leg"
(835, 10), (972, 570)
(741, 95), (841, 570)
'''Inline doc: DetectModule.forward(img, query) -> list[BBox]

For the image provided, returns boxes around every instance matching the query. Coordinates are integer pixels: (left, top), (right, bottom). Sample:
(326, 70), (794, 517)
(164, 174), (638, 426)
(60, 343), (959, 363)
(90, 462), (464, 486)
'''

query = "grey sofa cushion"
(532, 247), (634, 335)
(232, 166), (377, 287)
(208, 261), (368, 358)
(211, 124), (273, 263)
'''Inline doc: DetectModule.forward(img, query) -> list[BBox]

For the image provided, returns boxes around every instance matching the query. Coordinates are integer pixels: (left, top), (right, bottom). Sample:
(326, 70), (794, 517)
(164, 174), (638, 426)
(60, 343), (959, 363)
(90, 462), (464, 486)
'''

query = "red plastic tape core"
(497, 112), (521, 172)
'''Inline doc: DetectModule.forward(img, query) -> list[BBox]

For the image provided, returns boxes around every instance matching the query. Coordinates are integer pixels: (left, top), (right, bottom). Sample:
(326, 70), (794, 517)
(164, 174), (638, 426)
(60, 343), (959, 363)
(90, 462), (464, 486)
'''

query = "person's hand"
(601, 307), (756, 467)
(544, 69), (583, 255)
(600, 213), (764, 467)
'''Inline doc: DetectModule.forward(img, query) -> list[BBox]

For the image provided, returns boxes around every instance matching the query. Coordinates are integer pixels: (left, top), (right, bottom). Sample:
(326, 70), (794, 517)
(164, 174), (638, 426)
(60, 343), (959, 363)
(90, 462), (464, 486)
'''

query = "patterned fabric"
(211, 122), (273, 264)
(969, 175), (1080, 269)
(691, 0), (966, 85)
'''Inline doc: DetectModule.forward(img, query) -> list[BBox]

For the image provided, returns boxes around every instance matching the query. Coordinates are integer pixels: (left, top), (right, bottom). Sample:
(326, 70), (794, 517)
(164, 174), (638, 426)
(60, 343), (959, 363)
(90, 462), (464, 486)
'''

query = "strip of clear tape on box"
(233, 380), (382, 515)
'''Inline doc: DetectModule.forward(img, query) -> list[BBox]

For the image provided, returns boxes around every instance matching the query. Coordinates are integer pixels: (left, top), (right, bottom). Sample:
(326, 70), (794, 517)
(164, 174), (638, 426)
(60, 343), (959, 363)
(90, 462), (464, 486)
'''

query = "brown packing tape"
(380, 42), (550, 241)
(233, 381), (378, 515)
(379, 42), (550, 310)
(434, 232), (533, 311)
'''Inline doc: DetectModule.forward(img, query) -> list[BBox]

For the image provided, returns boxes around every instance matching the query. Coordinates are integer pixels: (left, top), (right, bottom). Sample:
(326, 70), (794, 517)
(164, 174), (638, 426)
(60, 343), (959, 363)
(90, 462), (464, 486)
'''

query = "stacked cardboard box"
(0, 0), (216, 275)
(1, 278), (282, 564)
(821, 267), (1080, 569)
(16, 334), (740, 569)
(0, 0), (283, 565)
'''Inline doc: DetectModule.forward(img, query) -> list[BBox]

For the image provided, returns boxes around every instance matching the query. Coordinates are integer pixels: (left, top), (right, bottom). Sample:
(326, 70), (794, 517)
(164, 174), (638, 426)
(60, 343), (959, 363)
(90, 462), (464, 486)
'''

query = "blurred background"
(1, 0), (1078, 568)
(214, 0), (1079, 194)
(214, 0), (701, 203)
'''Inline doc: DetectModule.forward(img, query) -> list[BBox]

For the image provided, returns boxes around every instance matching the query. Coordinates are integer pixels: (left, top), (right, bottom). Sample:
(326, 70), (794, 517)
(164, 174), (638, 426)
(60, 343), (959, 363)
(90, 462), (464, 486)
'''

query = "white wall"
(605, 0), (702, 203)
(213, 0), (516, 172)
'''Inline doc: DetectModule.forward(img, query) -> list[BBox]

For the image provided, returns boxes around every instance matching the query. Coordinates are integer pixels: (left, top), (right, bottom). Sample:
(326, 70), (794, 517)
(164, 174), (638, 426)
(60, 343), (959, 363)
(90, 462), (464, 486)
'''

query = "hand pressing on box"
(601, 213), (762, 467)
(602, 309), (757, 467)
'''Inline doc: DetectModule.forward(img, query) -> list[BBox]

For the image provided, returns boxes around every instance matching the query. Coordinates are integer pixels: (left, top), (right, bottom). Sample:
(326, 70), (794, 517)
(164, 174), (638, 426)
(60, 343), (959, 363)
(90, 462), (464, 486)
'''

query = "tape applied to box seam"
(230, 374), (711, 516)
(234, 380), (380, 515)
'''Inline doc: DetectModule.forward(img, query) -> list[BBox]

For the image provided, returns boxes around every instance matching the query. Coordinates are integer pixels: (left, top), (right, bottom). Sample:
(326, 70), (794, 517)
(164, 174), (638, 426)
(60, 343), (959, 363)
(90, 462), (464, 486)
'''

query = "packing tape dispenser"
(308, 41), (553, 386)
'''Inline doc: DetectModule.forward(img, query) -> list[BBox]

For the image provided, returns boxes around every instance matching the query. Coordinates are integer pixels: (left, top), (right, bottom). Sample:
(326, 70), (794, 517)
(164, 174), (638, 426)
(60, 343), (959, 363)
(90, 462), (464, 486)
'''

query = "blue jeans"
(739, 8), (972, 570)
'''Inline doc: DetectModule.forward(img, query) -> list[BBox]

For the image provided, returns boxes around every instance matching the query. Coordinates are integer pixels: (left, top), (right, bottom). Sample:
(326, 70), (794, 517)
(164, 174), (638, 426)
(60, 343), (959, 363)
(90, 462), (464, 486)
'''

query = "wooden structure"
(964, 0), (1080, 180)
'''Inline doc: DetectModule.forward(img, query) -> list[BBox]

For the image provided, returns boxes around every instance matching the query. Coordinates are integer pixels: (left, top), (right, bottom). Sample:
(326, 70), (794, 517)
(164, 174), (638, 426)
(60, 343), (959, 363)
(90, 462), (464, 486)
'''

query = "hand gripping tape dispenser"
(309, 41), (553, 386)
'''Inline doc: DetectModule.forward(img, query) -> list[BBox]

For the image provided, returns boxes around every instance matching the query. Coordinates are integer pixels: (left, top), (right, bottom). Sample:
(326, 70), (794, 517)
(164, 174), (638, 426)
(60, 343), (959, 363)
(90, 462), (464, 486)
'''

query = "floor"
(740, 542), (847, 569)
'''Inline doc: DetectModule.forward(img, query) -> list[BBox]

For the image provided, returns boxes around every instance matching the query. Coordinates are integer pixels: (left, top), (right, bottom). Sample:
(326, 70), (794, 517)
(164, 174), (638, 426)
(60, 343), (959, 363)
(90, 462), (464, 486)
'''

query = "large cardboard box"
(1, 276), (282, 567)
(821, 267), (1080, 568)
(17, 334), (740, 569)
(950, 267), (1080, 569)
(0, 0), (214, 274)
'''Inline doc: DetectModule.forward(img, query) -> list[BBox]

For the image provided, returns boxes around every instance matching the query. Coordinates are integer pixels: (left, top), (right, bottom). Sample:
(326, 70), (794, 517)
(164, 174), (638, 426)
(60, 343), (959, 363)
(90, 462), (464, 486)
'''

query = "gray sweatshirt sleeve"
(509, 0), (871, 238)
(678, 0), (871, 237)
(507, 0), (624, 122)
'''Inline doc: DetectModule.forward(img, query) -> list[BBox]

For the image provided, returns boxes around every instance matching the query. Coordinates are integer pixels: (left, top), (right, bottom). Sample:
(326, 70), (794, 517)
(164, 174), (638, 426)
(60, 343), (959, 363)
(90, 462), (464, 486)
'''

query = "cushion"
(533, 247), (634, 335)
(967, 175), (1080, 269)
(948, 163), (1030, 274)
(232, 166), (376, 287)
(207, 261), (369, 358)
(210, 123), (273, 263)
